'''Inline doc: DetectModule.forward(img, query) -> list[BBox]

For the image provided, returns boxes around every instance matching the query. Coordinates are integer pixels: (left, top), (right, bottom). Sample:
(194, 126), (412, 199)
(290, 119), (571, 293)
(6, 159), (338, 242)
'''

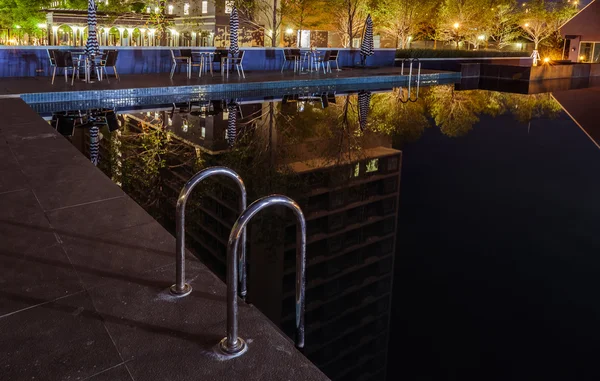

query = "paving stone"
(0, 291), (123, 381)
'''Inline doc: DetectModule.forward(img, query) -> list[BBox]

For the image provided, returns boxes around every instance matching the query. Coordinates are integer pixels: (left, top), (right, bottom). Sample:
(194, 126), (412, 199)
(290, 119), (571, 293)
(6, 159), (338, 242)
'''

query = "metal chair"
(327, 50), (341, 72)
(225, 50), (245, 78)
(281, 49), (298, 72)
(314, 51), (331, 74)
(51, 50), (77, 85)
(96, 50), (120, 82)
(180, 49), (204, 77)
(170, 49), (191, 79)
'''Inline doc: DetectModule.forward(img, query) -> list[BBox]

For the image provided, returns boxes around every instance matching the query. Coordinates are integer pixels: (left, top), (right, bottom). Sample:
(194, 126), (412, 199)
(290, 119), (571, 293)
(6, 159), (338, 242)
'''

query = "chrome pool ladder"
(170, 166), (248, 299)
(399, 58), (421, 103)
(217, 194), (307, 358)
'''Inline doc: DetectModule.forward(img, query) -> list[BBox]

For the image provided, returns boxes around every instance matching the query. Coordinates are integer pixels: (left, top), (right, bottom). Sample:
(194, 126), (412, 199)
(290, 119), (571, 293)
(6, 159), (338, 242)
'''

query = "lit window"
(201, 127), (206, 138)
(223, 110), (229, 120)
(351, 163), (360, 177)
(184, 3), (189, 15)
(225, 0), (234, 13)
(168, 4), (173, 14)
(202, 0), (208, 13)
(366, 159), (379, 173)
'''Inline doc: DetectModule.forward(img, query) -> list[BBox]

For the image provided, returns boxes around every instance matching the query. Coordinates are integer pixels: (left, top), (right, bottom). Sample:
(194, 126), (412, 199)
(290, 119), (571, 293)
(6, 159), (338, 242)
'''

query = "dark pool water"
(40, 84), (600, 381)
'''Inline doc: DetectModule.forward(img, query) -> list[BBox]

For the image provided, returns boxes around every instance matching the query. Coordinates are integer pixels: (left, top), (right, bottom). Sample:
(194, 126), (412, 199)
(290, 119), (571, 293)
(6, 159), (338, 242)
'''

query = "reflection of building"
(80, 98), (400, 381)
(561, 0), (600, 62)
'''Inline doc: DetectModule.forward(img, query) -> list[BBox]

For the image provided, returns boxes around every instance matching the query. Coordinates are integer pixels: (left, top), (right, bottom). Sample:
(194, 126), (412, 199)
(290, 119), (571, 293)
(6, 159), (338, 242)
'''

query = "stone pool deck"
(0, 97), (328, 380)
(0, 67), (459, 104)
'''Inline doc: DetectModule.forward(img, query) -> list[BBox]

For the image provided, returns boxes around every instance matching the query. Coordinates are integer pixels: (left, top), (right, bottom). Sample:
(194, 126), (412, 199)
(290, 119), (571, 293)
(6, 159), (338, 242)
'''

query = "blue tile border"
(21, 72), (460, 107)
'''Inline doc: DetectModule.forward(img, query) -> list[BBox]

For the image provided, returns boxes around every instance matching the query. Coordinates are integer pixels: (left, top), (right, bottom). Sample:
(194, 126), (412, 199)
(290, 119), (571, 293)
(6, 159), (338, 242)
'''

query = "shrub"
(395, 49), (530, 59)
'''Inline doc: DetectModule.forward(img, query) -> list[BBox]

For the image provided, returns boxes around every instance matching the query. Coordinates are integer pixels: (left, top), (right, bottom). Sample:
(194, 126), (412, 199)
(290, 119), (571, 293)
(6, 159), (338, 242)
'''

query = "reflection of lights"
(543, 57), (550, 63)
(148, 28), (156, 35)
(155, 6), (159, 13)
(170, 29), (178, 35)
(286, 28), (293, 35)
(580, 55), (585, 61)
(154, 112), (159, 119)
(15, 25), (21, 29)
(407, 36), (412, 41)
(168, 117), (173, 126)
(168, 4), (174, 14)
(516, 43), (522, 48)
(146, 112), (151, 117)
(146, 6), (151, 13)
(478, 35), (485, 41)
(524, 23), (529, 27)
(266, 29), (273, 36)
(453, 22), (459, 29)
(182, 122), (188, 132)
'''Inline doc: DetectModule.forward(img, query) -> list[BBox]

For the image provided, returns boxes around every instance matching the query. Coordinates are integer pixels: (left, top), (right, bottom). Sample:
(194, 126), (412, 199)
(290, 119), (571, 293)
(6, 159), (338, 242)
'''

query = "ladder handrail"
(218, 194), (307, 358)
(399, 58), (421, 103)
(170, 166), (248, 299)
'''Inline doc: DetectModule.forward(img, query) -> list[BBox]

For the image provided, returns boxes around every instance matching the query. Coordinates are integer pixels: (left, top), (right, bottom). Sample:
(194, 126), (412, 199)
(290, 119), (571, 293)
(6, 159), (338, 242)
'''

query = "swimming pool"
(35, 82), (600, 381)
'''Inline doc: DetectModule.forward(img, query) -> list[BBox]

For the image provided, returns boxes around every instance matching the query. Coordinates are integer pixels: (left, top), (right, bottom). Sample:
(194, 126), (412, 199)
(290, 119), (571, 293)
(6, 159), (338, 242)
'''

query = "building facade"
(561, 0), (600, 63)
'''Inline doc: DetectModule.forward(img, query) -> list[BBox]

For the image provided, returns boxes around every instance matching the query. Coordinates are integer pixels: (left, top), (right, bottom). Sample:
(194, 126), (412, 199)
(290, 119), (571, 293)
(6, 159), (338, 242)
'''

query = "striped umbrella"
(85, 0), (100, 57)
(229, 6), (239, 57)
(89, 125), (100, 166)
(358, 91), (371, 131)
(360, 14), (374, 66)
(227, 102), (238, 147)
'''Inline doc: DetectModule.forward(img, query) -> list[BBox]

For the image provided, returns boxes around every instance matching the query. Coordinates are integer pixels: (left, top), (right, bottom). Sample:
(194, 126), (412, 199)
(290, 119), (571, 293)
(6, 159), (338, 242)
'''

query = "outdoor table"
(300, 50), (322, 73)
(191, 51), (215, 77)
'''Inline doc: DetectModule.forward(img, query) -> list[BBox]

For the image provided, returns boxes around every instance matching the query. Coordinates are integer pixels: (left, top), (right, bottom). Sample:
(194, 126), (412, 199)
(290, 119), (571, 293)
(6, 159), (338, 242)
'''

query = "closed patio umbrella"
(229, 6), (240, 57)
(358, 91), (371, 131)
(85, 0), (100, 57)
(227, 102), (238, 147)
(89, 125), (100, 166)
(360, 14), (374, 67)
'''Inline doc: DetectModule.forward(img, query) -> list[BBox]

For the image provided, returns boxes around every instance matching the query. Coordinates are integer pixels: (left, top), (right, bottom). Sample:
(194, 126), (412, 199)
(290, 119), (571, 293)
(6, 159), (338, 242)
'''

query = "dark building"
(561, 0), (600, 62)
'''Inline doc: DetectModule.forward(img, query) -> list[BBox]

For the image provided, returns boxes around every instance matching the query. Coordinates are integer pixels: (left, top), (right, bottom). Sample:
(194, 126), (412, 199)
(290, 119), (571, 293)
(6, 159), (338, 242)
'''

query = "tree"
(520, 0), (575, 51)
(328, 0), (369, 48)
(487, 1), (521, 49)
(234, 0), (286, 47)
(370, 0), (436, 49)
(283, 0), (328, 32)
(437, 0), (493, 49)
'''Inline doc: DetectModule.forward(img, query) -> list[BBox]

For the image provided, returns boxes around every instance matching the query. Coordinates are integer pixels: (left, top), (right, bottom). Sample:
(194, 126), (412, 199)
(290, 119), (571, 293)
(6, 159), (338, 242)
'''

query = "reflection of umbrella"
(85, 0), (100, 58)
(227, 102), (237, 147)
(89, 125), (100, 166)
(360, 14), (374, 66)
(358, 91), (371, 131)
(229, 6), (239, 57)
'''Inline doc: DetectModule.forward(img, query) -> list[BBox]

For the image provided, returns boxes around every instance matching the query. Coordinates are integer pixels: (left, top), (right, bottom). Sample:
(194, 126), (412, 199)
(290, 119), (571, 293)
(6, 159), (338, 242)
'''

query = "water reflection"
(59, 86), (563, 381)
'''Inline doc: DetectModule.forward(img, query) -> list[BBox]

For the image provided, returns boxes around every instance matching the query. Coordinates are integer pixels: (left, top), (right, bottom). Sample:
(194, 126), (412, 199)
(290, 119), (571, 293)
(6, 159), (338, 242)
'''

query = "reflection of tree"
(427, 85), (490, 137)
(366, 86), (563, 142)
(370, 88), (432, 146)
(502, 93), (562, 124)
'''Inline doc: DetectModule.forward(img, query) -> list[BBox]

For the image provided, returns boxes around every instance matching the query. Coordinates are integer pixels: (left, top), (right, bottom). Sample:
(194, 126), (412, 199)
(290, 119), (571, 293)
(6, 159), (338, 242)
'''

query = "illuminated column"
(126, 28), (134, 46)
(52, 25), (59, 46)
(117, 27), (124, 46)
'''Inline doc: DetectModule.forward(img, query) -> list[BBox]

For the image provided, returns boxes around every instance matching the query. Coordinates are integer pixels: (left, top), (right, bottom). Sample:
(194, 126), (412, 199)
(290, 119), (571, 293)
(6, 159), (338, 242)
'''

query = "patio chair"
(170, 49), (191, 78)
(51, 50), (77, 85)
(96, 50), (120, 83)
(281, 49), (298, 72)
(314, 51), (331, 74)
(209, 49), (228, 75)
(225, 50), (245, 78)
(327, 50), (341, 72)
(180, 49), (204, 77)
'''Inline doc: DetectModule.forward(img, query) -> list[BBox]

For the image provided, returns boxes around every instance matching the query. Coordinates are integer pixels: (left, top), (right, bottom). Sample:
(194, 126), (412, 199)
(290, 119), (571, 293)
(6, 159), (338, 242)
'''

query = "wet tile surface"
(0, 291), (123, 381)
(59, 221), (175, 289)
(0, 243), (82, 316)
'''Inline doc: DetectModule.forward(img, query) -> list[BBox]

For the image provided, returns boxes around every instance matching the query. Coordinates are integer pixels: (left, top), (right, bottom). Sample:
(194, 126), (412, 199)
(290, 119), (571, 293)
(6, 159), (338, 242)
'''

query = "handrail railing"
(170, 166), (248, 299)
(217, 194), (307, 358)
(399, 58), (421, 103)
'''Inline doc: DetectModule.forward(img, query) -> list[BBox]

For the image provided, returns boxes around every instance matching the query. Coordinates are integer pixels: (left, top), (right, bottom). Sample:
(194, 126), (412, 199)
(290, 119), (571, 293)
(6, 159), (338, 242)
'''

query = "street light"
(453, 22), (460, 29)
(286, 28), (293, 35)
(524, 23), (529, 27)
(478, 35), (485, 41)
